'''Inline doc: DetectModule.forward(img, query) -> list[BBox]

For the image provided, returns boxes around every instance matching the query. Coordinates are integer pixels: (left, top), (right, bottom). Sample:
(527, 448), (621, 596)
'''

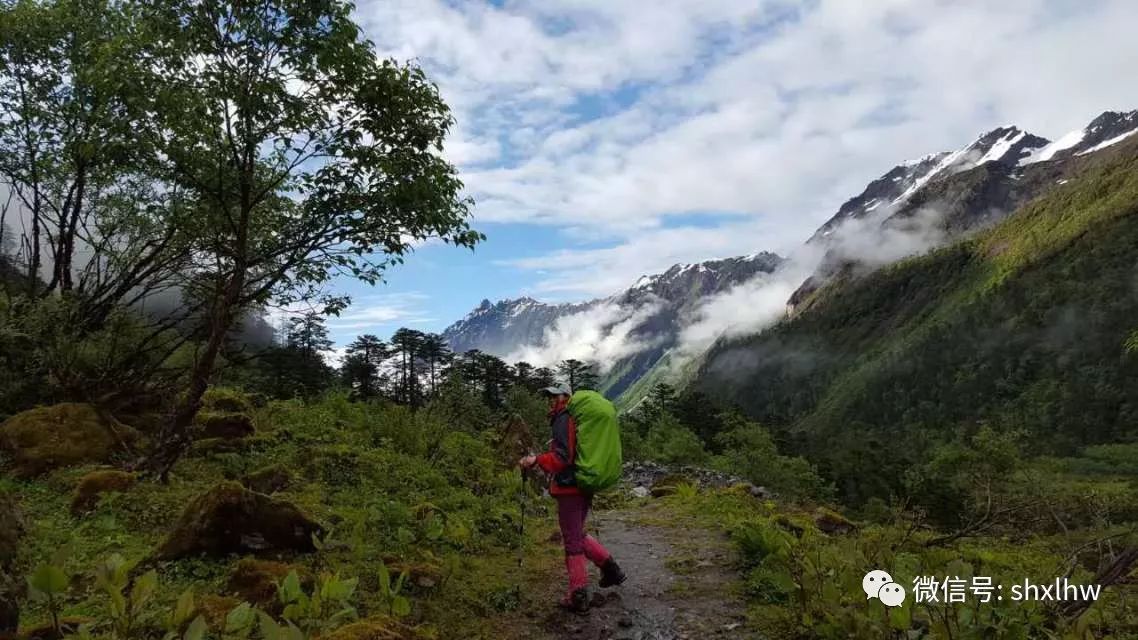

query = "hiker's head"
(541, 384), (572, 409)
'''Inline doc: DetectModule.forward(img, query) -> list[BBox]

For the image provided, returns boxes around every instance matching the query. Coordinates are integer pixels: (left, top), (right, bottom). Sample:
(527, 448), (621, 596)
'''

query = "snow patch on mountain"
(1077, 128), (1138, 155)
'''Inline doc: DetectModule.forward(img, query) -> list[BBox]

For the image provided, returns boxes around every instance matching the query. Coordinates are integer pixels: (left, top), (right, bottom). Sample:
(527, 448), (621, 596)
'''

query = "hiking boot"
(598, 558), (627, 588)
(560, 587), (590, 613)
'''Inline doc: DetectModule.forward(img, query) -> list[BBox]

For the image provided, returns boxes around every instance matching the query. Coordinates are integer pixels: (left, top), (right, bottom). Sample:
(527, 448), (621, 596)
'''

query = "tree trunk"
(146, 268), (246, 480)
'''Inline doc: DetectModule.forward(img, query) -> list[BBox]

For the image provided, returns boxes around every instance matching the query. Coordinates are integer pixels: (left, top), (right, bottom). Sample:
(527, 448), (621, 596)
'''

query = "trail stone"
(155, 482), (323, 559)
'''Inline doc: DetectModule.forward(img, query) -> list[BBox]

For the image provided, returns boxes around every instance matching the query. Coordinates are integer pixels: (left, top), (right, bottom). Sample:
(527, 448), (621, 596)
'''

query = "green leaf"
(131, 570), (159, 609)
(29, 564), (68, 595)
(172, 589), (196, 628)
(377, 562), (391, 594)
(392, 596), (411, 618)
(183, 616), (207, 640)
(256, 610), (281, 640)
(224, 602), (255, 636)
(278, 571), (303, 605)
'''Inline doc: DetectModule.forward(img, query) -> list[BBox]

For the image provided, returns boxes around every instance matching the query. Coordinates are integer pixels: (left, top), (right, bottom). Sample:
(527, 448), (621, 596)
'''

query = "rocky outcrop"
(154, 482), (323, 559)
(0, 404), (140, 477)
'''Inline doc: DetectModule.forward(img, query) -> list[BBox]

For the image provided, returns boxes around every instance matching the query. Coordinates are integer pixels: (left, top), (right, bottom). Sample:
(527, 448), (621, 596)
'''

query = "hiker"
(518, 383), (626, 612)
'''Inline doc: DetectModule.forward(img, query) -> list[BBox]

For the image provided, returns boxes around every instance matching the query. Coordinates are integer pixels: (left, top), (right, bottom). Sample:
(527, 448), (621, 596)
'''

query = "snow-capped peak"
(1021, 128), (1085, 165)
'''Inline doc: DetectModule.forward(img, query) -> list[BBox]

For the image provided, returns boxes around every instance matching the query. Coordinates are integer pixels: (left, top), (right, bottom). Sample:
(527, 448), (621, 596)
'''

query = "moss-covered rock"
(189, 436), (267, 456)
(195, 412), (255, 440)
(649, 474), (691, 498)
(195, 595), (240, 633)
(70, 470), (137, 515)
(154, 482), (323, 559)
(202, 387), (254, 414)
(322, 617), (421, 640)
(813, 508), (857, 535)
(0, 404), (140, 477)
(240, 465), (292, 495)
(226, 558), (309, 609)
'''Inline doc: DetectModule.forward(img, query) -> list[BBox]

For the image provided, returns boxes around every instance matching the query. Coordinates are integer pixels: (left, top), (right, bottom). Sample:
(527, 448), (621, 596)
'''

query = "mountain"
(790, 110), (1138, 312)
(441, 252), (784, 398)
(692, 125), (1138, 504)
(440, 110), (1138, 412)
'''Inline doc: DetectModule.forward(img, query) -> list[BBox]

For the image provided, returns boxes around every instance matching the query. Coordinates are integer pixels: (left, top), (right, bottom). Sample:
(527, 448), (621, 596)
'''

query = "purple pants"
(556, 493), (610, 563)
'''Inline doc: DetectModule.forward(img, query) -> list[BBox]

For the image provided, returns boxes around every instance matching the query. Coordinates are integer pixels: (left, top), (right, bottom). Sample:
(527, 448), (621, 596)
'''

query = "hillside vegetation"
(695, 137), (1138, 504)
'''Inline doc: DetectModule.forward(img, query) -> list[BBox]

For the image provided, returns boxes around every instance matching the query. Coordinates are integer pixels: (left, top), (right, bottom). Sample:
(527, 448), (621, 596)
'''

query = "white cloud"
(325, 292), (434, 332)
(505, 299), (663, 372)
(354, 0), (1138, 296)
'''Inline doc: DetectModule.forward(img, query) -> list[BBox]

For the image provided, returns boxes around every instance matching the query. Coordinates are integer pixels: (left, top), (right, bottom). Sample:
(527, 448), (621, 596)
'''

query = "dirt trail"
(523, 504), (753, 640)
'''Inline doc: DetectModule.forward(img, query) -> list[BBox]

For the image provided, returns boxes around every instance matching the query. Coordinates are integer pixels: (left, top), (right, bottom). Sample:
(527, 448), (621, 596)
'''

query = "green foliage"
(713, 413), (830, 502)
(0, 294), (189, 416)
(697, 143), (1138, 504)
(374, 562), (411, 618)
(640, 415), (709, 466)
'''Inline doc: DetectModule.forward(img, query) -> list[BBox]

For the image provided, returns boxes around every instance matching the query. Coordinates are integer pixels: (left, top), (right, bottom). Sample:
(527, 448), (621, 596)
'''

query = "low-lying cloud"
(677, 205), (947, 358)
(506, 298), (664, 372)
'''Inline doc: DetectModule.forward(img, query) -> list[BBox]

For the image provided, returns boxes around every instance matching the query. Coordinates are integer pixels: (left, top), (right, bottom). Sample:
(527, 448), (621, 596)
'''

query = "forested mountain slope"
(694, 135), (1138, 504)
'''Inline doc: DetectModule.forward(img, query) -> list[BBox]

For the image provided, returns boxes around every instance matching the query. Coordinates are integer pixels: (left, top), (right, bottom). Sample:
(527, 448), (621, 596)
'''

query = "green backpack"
(567, 390), (622, 493)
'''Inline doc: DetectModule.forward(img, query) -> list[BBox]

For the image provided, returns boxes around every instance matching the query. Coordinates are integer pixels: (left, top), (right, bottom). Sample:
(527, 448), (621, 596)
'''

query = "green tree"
(341, 334), (389, 400)
(419, 333), (452, 397)
(390, 328), (426, 407)
(0, 0), (194, 320)
(557, 359), (599, 391)
(286, 313), (333, 358)
(139, 0), (481, 475)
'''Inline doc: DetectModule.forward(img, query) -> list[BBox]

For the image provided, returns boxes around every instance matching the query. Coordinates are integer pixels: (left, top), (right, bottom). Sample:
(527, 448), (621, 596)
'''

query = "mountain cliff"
(441, 252), (784, 398)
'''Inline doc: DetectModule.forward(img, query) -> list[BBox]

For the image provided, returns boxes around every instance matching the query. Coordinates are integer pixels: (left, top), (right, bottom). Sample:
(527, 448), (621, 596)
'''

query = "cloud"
(325, 292), (435, 332)
(354, 0), (1138, 290)
(677, 203), (948, 356)
(500, 218), (805, 298)
(505, 299), (663, 371)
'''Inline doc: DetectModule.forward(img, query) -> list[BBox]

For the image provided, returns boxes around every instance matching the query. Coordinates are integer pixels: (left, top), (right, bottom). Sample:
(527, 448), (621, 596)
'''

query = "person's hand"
(518, 454), (537, 469)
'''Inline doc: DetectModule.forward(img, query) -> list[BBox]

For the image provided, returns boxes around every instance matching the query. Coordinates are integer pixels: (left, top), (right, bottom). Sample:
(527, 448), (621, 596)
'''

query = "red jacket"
(535, 397), (581, 496)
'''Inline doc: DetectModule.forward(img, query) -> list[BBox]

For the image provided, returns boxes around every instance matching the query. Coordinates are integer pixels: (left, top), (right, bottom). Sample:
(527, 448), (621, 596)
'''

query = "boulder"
(154, 482), (323, 559)
(814, 508), (857, 535)
(195, 412), (255, 440)
(240, 466), (292, 495)
(630, 486), (650, 499)
(0, 404), (140, 477)
(227, 558), (309, 609)
(70, 470), (137, 515)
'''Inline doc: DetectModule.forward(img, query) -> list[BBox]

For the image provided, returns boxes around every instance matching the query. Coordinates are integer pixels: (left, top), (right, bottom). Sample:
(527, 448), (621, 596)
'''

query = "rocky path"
(504, 501), (754, 640)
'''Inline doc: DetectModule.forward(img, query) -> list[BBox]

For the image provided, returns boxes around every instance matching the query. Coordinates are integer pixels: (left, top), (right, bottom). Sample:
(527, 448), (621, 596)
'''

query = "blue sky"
(306, 0), (1138, 349)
